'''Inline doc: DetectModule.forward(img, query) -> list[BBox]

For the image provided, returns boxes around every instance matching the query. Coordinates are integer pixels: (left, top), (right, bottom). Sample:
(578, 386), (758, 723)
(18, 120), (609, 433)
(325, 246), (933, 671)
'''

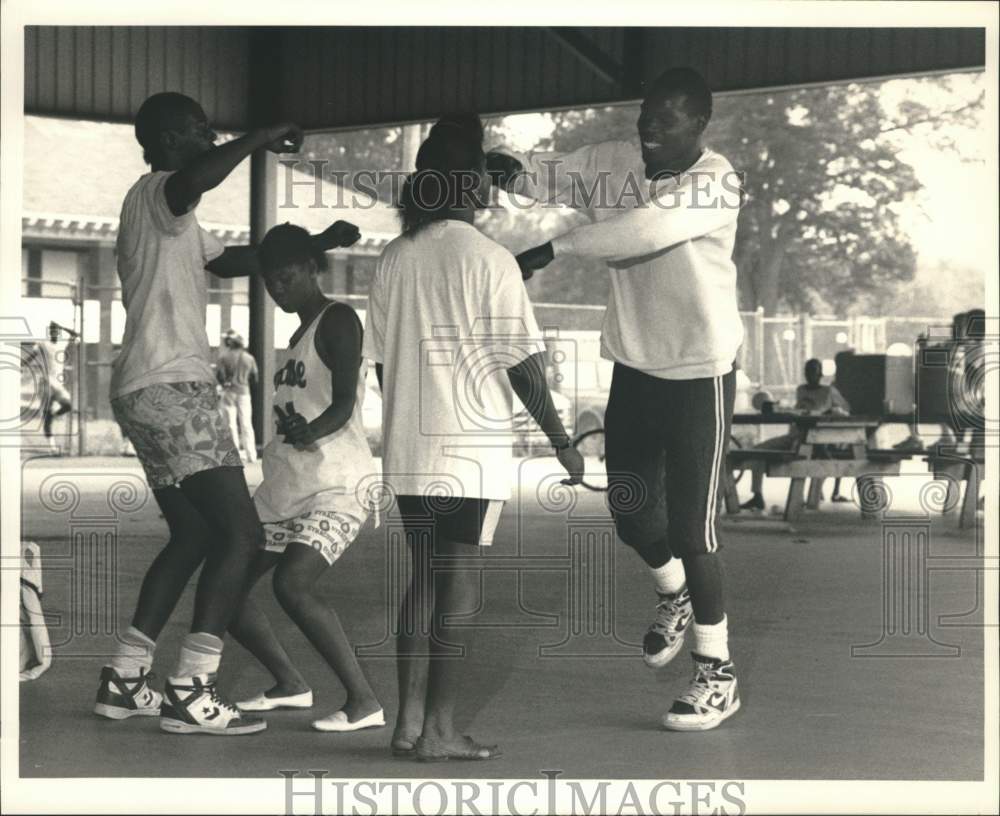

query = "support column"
(94, 244), (116, 420)
(249, 149), (277, 447)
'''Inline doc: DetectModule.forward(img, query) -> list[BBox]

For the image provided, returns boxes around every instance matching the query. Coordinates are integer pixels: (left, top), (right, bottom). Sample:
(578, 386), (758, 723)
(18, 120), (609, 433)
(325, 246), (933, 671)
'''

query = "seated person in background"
(740, 358), (850, 511)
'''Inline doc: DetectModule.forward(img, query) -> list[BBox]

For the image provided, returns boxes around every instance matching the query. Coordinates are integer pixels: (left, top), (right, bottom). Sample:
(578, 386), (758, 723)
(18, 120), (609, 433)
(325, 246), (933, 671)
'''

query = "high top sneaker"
(643, 587), (694, 668)
(160, 673), (267, 736)
(662, 653), (741, 732)
(94, 665), (163, 719)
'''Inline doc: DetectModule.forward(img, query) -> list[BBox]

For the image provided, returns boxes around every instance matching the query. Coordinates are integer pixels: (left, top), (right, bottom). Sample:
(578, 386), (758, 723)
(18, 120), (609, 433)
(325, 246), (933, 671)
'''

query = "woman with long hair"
(364, 114), (582, 760)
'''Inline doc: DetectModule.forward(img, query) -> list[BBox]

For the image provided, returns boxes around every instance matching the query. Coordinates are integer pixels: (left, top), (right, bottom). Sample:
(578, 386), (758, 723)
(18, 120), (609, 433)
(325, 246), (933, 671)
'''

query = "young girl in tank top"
(227, 222), (383, 732)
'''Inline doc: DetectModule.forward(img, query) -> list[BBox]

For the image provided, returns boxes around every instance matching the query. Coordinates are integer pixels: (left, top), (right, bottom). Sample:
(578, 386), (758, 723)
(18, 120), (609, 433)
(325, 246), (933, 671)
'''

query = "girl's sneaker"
(160, 673), (266, 735)
(94, 665), (162, 719)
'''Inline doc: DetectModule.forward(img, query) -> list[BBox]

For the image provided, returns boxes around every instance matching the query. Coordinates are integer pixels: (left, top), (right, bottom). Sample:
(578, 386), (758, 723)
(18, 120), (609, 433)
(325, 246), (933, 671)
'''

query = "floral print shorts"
(111, 381), (242, 490)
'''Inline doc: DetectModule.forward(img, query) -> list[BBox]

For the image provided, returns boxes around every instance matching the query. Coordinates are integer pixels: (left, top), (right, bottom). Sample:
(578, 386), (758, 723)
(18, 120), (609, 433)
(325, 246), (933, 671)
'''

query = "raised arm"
(487, 141), (631, 211)
(205, 220), (361, 278)
(165, 123), (304, 217)
(549, 165), (742, 261)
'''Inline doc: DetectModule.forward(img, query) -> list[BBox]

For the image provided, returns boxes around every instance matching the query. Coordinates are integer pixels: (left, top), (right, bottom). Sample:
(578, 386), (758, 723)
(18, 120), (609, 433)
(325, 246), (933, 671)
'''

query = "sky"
(879, 72), (987, 269)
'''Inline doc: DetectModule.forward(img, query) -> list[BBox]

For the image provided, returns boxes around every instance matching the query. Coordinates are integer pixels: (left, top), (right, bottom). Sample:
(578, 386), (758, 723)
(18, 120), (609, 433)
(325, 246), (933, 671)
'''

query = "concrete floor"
(17, 455), (987, 780)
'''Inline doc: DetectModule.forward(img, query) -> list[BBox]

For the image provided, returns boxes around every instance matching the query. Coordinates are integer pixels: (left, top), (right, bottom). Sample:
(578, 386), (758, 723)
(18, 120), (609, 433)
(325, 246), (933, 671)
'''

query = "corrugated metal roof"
(25, 26), (252, 130)
(25, 26), (985, 131)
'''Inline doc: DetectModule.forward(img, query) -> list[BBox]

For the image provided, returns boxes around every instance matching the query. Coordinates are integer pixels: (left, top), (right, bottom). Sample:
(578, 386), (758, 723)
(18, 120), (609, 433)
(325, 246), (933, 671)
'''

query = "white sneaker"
(160, 673), (267, 736)
(643, 588), (694, 668)
(236, 689), (313, 712)
(94, 666), (162, 719)
(311, 708), (385, 732)
(662, 654), (741, 732)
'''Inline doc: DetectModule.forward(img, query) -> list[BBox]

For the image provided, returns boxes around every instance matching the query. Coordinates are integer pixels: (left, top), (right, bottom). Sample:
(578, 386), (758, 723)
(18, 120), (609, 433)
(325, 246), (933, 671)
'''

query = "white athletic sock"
(110, 625), (156, 676)
(173, 632), (223, 679)
(650, 558), (686, 596)
(692, 616), (730, 662)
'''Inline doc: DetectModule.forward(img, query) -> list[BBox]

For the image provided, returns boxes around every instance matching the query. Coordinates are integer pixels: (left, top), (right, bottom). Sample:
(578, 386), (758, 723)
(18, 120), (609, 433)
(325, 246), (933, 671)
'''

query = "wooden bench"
(866, 449), (919, 463)
(767, 458), (904, 520)
(723, 449), (802, 513)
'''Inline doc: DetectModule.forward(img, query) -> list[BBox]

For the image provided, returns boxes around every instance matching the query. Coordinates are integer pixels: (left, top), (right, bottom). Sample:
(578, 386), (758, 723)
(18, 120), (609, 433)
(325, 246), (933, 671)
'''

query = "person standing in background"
(24, 322), (75, 454)
(217, 329), (259, 463)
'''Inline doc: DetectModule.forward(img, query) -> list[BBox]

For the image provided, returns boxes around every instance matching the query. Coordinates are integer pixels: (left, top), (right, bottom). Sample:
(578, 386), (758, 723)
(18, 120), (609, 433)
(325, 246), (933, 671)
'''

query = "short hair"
(258, 222), (328, 274)
(134, 92), (202, 165)
(647, 67), (713, 122)
(223, 329), (245, 349)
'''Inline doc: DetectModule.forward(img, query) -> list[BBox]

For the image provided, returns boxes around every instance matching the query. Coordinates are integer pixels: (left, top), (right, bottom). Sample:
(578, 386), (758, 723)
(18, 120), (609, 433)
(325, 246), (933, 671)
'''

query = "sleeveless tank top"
(253, 302), (376, 522)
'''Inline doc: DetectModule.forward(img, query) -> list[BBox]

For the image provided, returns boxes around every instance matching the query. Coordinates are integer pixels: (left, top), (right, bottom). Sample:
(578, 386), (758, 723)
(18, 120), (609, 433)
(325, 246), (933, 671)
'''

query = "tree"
(485, 74), (983, 314)
(288, 73), (983, 314)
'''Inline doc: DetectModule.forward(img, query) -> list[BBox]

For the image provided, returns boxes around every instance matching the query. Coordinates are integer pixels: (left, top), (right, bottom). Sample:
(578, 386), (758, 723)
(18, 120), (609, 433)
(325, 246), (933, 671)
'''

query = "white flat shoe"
(311, 708), (385, 732)
(236, 690), (313, 712)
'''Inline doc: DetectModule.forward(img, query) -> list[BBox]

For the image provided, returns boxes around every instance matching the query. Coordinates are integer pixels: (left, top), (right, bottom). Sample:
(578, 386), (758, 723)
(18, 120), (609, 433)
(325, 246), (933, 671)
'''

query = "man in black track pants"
(488, 67), (745, 731)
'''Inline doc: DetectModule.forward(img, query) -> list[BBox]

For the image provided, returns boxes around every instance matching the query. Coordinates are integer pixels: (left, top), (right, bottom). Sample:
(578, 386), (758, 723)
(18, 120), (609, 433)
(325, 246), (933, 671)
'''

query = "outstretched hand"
(515, 242), (554, 281)
(318, 220), (361, 250)
(485, 151), (524, 192)
(264, 122), (305, 154)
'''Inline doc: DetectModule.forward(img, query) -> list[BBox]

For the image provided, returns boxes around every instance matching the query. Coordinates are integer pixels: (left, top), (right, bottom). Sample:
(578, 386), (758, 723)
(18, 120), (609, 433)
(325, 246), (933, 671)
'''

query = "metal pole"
(800, 313), (812, 365)
(754, 307), (765, 388)
(249, 149), (277, 448)
(76, 277), (87, 456)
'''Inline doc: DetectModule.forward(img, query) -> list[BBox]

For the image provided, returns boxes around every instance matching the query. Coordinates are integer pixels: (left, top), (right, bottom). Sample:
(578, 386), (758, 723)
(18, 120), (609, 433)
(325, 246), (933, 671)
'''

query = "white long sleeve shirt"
(506, 140), (744, 380)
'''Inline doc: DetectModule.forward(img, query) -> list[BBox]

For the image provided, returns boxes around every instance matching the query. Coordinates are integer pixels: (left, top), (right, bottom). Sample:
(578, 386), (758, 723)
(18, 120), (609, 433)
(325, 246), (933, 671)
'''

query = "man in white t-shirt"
(216, 330), (259, 463)
(488, 67), (744, 731)
(95, 91), (358, 738)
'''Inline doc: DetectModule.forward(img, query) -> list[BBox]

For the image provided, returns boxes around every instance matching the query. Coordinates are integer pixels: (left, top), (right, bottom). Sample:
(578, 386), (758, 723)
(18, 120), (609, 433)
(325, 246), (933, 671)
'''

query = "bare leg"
(130, 486), (210, 640)
(393, 529), (432, 750)
(272, 544), (380, 720)
(177, 466), (263, 636)
(228, 550), (310, 696)
(420, 539), (481, 747)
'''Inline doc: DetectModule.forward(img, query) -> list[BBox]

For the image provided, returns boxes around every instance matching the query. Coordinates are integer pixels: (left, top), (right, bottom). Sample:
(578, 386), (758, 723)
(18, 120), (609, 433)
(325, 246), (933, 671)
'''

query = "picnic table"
(724, 413), (916, 522)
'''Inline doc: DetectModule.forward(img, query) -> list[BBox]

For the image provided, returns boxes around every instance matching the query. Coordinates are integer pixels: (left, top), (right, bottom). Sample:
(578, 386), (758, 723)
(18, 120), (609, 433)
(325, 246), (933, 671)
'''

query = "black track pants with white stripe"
(604, 362), (735, 557)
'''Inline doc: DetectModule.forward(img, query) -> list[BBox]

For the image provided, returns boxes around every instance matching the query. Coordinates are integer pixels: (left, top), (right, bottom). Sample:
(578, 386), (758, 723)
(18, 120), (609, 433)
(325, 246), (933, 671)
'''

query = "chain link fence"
(19, 277), (954, 456)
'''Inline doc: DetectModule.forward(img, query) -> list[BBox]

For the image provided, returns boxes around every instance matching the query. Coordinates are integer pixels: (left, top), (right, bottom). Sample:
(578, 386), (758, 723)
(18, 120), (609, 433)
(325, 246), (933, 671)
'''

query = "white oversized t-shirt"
(507, 141), (744, 380)
(111, 171), (225, 398)
(363, 220), (544, 500)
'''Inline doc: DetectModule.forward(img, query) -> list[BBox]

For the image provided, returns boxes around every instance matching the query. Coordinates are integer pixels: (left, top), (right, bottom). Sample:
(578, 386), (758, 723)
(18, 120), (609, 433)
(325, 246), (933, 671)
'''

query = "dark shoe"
(94, 666), (162, 720)
(662, 654), (741, 732)
(160, 673), (266, 736)
(643, 588), (693, 669)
